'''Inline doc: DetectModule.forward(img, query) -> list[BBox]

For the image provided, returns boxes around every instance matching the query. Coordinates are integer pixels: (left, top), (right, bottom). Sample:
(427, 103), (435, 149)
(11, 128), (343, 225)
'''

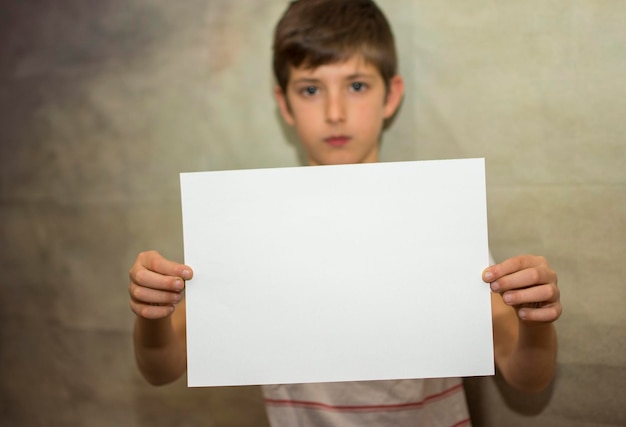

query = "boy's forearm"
(501, 322), (557, 393)
(134, 315), (187, 385)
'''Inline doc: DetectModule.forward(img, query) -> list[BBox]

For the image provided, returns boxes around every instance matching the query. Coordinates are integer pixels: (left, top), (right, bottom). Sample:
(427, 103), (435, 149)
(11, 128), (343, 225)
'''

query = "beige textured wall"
(1, 1), (624, 426)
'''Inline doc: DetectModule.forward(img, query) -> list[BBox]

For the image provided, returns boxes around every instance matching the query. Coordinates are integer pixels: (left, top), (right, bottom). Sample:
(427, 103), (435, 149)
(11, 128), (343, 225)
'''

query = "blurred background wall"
(1, 1), (624, 426)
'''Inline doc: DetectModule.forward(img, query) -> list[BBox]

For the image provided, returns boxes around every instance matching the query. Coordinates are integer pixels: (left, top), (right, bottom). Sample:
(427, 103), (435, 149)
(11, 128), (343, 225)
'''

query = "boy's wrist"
(517, 321), (556, 347)
(135, 315), (176, 348)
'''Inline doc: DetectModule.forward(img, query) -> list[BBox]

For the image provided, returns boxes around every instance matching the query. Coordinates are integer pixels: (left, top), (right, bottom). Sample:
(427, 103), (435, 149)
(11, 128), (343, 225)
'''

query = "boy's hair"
(273, 0), (398, 94)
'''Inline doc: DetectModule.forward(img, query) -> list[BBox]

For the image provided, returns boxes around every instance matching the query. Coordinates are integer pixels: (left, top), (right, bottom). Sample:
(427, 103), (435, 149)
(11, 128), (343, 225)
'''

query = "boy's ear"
(383, 75), (405, 119)
(274, 86), (295, 126)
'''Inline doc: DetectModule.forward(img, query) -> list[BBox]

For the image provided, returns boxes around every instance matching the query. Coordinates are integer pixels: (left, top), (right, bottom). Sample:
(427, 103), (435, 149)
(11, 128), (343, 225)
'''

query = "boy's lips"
(324, 135), (351, 147)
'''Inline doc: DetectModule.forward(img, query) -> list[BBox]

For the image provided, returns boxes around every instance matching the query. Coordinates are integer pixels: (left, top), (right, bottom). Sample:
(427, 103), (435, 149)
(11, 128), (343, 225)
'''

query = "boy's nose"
(325, 94), (346, 123)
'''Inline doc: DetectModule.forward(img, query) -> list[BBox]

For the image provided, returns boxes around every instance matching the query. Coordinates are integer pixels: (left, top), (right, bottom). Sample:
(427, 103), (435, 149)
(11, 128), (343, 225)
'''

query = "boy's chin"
(309, 158), (361, 166)
(307, 152), (379, 166)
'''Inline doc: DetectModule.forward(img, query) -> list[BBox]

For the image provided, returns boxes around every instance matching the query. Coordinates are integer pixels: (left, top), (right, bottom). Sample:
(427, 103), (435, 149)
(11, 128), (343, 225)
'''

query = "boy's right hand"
(128, 250), (193, 320)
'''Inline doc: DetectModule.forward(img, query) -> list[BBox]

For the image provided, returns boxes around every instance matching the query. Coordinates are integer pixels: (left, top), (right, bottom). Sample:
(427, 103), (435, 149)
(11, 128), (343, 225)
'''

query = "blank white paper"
(180, 158), (494, 387)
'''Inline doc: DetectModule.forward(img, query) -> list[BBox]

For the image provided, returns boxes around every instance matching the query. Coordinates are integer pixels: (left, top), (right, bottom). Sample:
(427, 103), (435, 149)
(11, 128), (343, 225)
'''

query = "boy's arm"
(129, 251), (192, 385)
(483, 255), (561, 393)
(134, 300), (188, 385)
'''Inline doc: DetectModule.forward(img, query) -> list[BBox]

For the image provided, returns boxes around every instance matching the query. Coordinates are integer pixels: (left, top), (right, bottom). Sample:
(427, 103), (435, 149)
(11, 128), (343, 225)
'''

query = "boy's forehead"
(288, 55), (381, 81)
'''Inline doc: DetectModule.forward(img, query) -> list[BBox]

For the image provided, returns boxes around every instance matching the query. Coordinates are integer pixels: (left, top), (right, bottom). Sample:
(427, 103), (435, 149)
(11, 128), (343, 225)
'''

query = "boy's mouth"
(324, 135), (351, 147)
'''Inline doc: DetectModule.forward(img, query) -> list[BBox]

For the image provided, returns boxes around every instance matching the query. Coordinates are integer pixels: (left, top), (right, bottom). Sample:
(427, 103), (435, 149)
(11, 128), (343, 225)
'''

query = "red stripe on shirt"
(264, 382), (463, 413)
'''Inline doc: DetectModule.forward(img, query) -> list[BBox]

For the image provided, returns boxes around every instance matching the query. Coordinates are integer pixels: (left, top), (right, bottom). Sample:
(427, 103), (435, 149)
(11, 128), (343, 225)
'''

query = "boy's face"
(275, 55), (404, 166)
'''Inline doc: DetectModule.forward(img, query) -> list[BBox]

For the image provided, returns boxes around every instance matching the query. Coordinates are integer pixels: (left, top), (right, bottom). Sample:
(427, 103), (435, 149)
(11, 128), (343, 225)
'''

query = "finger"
(129, 298), (175, 320)
(129, 282), (183, 305)
(483, 255), (549, 283)
(501, 283), (560, 307)
(517, 303), (563, 323)
(490, 265), (556, 292)
(135, 250), (193, 280)
(131, 267), (186, 292)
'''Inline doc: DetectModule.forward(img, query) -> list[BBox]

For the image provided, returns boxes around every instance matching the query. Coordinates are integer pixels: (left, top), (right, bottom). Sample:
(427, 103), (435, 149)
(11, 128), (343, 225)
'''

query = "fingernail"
(503, 293), (513, 304)
(484, 270), (493, 281)
(182, 269), (191, 279)
(490, 281), (500, 291)
(174, 279), (183, 290)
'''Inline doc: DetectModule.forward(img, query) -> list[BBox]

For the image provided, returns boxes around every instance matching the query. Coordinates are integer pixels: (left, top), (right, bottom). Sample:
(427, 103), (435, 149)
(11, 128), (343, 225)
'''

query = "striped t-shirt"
(263, 377), (471, 426)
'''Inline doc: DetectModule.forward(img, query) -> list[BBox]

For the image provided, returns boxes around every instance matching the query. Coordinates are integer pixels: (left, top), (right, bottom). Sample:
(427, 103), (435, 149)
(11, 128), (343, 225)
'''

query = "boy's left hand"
(483, 255), (562, 324)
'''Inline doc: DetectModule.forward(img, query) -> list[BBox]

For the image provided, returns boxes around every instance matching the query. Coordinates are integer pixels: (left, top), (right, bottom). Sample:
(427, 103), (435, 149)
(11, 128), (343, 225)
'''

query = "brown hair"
(273, 0), (398, 94)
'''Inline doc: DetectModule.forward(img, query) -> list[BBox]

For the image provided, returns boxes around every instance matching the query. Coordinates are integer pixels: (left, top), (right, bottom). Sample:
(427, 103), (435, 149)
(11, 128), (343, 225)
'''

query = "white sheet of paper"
(181, 158), (494, 387)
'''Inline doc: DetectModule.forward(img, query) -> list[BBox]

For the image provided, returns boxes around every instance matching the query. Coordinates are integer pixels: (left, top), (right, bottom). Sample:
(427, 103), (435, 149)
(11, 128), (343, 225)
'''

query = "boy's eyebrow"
(291, 77), (322, 84)
(345, 72), (377, 80)
(291, 73), (377, 84)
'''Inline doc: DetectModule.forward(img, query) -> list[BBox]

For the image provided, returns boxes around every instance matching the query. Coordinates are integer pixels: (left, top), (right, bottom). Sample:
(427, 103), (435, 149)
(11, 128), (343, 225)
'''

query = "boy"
(129, 0), (562, 425)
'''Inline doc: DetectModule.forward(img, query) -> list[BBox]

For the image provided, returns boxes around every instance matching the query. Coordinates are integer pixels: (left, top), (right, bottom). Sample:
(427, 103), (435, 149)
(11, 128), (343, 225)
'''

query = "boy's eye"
(351, 82), (366, 92)
(302, 86), (318, 95)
